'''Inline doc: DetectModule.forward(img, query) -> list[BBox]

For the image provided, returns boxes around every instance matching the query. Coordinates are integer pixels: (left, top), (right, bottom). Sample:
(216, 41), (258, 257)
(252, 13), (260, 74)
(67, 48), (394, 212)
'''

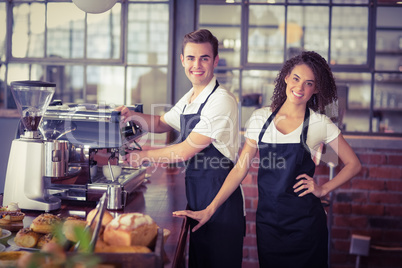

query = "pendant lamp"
(72, 0), (118, 14)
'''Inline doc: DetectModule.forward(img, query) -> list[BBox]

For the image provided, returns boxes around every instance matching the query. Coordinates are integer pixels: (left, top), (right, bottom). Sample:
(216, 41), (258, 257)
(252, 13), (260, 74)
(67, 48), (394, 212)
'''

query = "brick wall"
(241, 146), (402, 268)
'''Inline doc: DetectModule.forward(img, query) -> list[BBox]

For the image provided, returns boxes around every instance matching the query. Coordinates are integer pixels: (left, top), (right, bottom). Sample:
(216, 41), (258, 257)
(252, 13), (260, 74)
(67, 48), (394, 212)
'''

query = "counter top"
(0, 164), (188, 268)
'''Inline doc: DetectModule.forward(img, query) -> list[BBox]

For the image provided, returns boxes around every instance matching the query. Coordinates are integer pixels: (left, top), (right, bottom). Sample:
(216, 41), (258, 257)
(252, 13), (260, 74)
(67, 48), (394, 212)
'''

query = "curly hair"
(270, 51), (338, 114)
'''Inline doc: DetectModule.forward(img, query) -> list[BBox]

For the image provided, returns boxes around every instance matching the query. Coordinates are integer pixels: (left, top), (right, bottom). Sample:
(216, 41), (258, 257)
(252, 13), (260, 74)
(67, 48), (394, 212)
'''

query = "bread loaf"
(14, 228), (41, 248)
(30, 213), (62, 234)
(86, 208), (113, 239)
(63, 216), (87, 242)
(37, 233), (57, 248)
(95, 244), (152, 253)
(0, 212), (25, 223)
(103, 213), (158, 247)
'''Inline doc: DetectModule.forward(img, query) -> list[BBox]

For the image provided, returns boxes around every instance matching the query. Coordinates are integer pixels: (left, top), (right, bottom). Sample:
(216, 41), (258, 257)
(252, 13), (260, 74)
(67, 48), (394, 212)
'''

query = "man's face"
(181, 42), (219, 90)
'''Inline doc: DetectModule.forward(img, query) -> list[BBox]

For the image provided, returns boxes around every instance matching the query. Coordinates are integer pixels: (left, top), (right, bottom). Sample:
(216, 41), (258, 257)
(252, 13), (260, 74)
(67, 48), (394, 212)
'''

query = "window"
(198, 0), (402, 135)
(0, 0), (170, 115)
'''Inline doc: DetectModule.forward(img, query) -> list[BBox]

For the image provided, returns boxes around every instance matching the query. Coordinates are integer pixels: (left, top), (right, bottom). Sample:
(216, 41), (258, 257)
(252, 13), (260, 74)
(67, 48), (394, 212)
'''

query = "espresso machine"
(41, 101), (147, 203)
(3, 81), (62, 211)
(4, 80), (147, 211)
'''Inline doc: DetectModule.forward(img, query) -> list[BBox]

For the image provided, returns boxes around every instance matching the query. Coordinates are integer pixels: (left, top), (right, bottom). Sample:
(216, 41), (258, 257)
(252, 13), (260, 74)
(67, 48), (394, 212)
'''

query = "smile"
(292, 91), (303, 98)
(191, 71), (204, 75)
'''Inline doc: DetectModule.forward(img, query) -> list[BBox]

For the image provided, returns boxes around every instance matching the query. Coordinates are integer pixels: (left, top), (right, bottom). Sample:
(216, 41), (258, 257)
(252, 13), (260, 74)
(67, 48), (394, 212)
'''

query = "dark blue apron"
(180, 81), (245, 268)
(256, 107), (328, 268)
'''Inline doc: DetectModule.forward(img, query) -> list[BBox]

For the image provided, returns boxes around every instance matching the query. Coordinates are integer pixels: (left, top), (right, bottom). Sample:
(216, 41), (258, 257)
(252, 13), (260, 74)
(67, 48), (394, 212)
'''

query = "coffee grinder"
(3, 81), (62, 211)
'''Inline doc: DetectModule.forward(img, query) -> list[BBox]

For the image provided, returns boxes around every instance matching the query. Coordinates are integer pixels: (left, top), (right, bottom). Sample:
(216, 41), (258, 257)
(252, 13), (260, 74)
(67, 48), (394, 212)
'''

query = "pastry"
(86, 208), (113, 238)
(6, 202), (21, 212)
(63, 216), (87, 242)
(0, 251), (29, 268)
(14, 228), (41, 248)
(86, 208), (114, 227)
(94, 244), (152, 253)
(103, 213), (158, 247)
(0, 202), (21, 213)
(37, 233), (57, 248)
(30, 213), (62, 234)
(0, 211), (25, 223)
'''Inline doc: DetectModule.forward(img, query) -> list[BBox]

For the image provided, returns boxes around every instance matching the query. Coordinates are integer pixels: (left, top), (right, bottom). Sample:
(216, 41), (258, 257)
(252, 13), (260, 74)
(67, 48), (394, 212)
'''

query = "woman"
(174, 51), (361, 267)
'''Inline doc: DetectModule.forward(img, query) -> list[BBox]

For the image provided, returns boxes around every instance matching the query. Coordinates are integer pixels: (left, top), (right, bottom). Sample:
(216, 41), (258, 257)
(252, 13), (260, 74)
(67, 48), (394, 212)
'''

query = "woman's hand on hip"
(293, 174), (324, 198)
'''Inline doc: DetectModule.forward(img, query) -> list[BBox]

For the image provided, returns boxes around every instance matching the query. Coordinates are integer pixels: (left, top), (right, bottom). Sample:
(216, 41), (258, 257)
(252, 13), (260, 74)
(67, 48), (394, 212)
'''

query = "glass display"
(127, 3), (169, 65)
(331, 7), (368, 65)
(374, 73), (402, 133)
(334, 72), (371, 133)
(248, 5), (284, 64)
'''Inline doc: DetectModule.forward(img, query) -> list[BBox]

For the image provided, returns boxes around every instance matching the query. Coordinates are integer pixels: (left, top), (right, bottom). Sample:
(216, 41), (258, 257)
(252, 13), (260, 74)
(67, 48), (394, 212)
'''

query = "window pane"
(127, 65), (168, 115)
(287, 6), (329, 60)
(200, 0), (241, 3)
(250, 0), (285, 3)
(199, 5), (241, 67)
(0, 63), (7, 109)
(8, 63), (43, 81)
(334, 72), (371, 133)
(127, 3), (169, 65)
(0, 3), (5, 61)
(216, 69), (239, 103)
(50, 65), (84, 104)
(87, 66), (125, 106)
(374, 73), (402, 133)
(241, 70), (277, 128)
(375, 7), (402, 71)
(87, 4), (121, 59)
(12, 3), (45, 58)
(248, 5), (284, 64)
(129, 0), (168, 2)
(288, 0), (329, 3)
(47, 3), (85, 59)
(332, 0), (368, 3)
(331, 7), (368, 65)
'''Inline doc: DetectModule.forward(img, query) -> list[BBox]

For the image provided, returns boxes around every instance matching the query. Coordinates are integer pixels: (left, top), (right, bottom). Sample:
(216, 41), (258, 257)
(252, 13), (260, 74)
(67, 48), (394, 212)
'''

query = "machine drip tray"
(48, 167), (147, 202)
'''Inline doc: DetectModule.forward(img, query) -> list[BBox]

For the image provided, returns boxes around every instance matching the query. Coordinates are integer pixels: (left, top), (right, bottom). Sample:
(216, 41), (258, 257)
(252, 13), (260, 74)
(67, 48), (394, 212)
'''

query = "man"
(117, 29), (245, 268)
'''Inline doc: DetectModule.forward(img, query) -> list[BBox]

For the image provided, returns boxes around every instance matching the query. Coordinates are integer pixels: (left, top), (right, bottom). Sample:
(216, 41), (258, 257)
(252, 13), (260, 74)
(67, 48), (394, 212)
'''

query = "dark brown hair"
(181, 29), (219, 59)
(270, 51), (338, 114)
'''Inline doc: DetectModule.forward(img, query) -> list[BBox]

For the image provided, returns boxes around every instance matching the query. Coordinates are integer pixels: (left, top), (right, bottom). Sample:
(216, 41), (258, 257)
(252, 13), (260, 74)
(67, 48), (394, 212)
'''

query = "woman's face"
(284, 63), (318, 106)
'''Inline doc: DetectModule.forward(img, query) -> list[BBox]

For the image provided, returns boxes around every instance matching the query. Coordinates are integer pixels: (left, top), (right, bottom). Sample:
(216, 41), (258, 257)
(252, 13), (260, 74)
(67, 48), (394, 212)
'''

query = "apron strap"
(182, 80), (220, 114)
(258, 106), (279, 143)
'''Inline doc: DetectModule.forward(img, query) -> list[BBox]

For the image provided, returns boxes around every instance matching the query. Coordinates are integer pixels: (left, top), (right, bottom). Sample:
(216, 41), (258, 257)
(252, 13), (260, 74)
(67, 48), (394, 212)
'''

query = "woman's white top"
(245, 107), (340, 159)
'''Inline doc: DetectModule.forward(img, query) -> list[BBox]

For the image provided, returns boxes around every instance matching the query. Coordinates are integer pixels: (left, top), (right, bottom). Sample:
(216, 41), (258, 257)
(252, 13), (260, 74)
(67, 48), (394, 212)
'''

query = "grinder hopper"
(3, 81), (61, 211)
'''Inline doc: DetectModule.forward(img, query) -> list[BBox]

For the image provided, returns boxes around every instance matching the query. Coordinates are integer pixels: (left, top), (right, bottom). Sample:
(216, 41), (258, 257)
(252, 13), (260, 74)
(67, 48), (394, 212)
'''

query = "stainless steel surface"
(107, 183), (125, 210)
(107, 159), (116, 183)
(90, 192), (107, 252)
(44, 140), (69, 177)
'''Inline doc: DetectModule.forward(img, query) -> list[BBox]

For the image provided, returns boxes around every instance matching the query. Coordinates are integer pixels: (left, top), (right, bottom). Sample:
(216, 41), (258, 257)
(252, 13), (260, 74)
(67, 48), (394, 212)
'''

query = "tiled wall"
(241, 145), (402, 268)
